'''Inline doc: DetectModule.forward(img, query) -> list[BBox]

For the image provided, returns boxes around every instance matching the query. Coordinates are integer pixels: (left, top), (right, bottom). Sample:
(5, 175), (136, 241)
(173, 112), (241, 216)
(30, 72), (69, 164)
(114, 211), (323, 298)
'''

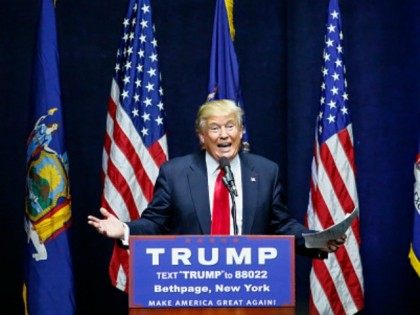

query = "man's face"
(199, 114), (243, 161)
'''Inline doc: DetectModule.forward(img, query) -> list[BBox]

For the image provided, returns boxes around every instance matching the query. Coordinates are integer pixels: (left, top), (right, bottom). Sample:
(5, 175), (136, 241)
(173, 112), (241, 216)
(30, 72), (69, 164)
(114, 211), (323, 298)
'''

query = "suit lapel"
(241, 153), (259, 234)
(187, 152), (211, 234)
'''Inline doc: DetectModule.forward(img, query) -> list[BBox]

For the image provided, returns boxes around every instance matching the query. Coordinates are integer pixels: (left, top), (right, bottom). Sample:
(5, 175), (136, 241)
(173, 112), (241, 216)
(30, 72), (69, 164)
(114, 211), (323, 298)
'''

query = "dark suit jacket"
(127, 151), (324, 257)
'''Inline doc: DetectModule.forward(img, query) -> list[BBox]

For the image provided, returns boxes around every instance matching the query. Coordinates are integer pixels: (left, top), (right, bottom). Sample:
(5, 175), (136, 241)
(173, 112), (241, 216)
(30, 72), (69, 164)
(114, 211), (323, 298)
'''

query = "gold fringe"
(224, 0), (236, 40)
(409, 244), (420, 277)
(23, 284), (28, 315)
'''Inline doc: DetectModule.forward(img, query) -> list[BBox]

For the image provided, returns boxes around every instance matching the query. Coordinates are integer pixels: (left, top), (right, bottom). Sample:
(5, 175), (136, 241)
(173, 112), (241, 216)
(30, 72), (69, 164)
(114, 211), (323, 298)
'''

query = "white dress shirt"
(205, 152), (243, 235)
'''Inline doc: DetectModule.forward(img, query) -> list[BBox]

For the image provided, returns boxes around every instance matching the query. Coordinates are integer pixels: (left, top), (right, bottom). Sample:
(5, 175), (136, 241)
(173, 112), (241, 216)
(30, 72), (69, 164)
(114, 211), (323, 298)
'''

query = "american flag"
(101, 0), (168, 292)
(306, 0), (364, 314)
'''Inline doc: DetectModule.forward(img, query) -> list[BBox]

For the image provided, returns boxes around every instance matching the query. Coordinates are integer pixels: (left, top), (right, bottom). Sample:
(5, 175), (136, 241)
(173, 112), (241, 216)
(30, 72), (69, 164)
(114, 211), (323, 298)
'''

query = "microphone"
(219, 157), (238, 197)
(219, 156), (239, 235)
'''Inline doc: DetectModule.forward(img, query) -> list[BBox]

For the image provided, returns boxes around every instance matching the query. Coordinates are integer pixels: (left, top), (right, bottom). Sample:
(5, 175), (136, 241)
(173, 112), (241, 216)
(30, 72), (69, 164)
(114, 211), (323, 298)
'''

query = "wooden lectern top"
(130, 307), (295, 315)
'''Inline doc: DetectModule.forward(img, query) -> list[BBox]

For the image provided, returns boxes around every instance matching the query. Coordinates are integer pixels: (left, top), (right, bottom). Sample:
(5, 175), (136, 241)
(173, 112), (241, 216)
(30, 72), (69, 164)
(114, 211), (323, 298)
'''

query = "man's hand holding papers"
(303, 207), (359, 253)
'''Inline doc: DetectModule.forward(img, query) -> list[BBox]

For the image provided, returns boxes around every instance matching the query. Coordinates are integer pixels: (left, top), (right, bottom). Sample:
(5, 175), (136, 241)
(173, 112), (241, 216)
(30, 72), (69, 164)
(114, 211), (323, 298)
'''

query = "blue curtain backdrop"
(0, 0), (418, 314)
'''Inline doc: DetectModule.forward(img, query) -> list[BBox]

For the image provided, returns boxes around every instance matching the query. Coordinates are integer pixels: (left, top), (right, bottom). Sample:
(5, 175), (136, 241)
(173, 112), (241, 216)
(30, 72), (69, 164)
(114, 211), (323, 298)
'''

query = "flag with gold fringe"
(409, 139), (420, 277)
(24, 0), (75, 314)
(207, 0), (250, 150)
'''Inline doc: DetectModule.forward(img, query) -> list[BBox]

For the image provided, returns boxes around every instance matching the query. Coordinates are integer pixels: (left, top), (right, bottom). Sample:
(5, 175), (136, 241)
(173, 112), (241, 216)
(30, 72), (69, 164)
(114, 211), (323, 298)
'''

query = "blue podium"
(129, 235), (295, 315)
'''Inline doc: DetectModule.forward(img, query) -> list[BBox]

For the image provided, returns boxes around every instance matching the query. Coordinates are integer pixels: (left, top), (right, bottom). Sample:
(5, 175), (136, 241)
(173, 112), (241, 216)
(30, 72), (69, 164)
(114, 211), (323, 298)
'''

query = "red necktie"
(211, 169), (230, 235)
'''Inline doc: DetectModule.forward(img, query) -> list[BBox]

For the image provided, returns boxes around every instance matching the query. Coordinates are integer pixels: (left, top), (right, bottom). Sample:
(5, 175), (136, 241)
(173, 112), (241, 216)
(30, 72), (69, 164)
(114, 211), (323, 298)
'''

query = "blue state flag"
(207, 0), (250, 150)
(24, 0), (75, 314)
(409, 139), (420, 277)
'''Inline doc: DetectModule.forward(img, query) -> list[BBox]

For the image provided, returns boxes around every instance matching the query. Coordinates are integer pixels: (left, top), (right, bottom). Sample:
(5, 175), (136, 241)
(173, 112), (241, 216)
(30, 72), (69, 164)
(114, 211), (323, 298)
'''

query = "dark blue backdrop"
(0, 0), (418, 314)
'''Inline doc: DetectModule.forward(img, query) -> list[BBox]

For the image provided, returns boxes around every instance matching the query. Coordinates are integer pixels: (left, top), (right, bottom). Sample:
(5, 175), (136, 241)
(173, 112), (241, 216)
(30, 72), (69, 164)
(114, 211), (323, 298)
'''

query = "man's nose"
(219, 126), (229, 137)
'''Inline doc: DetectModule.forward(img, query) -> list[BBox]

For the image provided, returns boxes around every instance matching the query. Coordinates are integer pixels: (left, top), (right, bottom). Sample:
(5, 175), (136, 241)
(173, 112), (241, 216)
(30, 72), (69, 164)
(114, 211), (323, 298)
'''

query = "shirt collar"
(205, 151), (240, 174)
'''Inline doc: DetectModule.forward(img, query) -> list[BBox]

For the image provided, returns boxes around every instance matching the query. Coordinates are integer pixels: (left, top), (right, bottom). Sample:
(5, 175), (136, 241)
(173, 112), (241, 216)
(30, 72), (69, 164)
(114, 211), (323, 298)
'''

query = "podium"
(129, 235), (295, 315)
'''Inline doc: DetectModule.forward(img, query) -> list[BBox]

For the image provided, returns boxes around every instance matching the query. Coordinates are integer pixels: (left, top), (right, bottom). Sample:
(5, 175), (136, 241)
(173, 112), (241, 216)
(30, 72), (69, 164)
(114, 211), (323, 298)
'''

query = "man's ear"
(199, 134), (204, 144)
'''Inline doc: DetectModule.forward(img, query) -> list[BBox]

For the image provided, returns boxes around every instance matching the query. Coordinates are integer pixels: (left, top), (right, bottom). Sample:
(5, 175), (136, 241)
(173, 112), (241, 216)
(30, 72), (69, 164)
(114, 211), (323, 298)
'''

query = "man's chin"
(216, 151), (236, 160)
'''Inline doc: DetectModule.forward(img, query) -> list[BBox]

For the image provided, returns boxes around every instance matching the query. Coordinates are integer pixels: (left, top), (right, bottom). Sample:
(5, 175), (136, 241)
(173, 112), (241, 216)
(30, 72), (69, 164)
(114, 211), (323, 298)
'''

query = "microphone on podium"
(219, 157), (239, 235)
(219, 157), (238, 197)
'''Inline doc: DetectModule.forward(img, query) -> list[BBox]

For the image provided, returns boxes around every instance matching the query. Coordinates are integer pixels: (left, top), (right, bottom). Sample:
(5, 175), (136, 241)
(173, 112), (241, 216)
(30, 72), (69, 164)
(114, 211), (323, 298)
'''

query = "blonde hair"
(195, 99), (243, 133)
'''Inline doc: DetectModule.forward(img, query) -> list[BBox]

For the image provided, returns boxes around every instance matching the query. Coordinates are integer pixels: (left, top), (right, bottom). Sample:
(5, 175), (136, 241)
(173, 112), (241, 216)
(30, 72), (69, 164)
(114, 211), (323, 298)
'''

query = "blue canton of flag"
(317, 4), (350, 144)
(114, 1), (166, 147)
(101, 0), (168, 292)
(208, 0), (250, 150)
(24, 0), (75, 314)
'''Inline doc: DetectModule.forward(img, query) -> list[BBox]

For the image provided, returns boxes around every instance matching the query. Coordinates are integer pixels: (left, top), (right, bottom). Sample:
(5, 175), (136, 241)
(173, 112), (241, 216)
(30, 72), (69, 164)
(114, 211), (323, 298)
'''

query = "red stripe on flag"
(308, 292), (320, 315)
(107, 97), (117, 117)
(310, 166), (364, 311)
(309, 294), (319, 315)
(312, 260), (346, 315)
(335, 246), (365, 310)
(351, 216), (362, 245)
(311, 177), (364, 310)
(101, 99), (115, 185)
(103, 132), (111, 159)
(103, 122), (130, 291)
(109, 242), (129, 289)
(148, 140), (167, 166)
(310, 179), (335, 229)
(319, 142), (355, 214)
(112, 122), (155, 202)
(108, 98), (156, 202)
(105, 158), (140, 219)
(338, 128), (356, 174)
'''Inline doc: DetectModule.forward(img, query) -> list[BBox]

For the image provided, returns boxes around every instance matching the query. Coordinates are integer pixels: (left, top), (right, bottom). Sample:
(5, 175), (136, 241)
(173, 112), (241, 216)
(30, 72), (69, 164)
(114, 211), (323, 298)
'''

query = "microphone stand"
(223, 177), (239, 235)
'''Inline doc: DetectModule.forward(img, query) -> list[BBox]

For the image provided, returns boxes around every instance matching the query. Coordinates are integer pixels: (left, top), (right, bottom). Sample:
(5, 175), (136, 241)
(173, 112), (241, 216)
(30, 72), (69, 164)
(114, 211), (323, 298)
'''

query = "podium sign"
(129, 235), (295, 309)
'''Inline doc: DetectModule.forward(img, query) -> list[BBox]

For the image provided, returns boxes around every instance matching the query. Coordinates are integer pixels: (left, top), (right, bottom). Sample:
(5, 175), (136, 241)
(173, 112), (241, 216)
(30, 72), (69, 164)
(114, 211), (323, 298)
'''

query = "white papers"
(303, 207), (359, 248)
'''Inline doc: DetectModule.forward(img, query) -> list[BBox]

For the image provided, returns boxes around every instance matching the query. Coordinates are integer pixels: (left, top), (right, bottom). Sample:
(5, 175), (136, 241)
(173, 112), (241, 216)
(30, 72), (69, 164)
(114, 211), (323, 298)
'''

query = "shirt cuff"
(121, 222), (130, 246)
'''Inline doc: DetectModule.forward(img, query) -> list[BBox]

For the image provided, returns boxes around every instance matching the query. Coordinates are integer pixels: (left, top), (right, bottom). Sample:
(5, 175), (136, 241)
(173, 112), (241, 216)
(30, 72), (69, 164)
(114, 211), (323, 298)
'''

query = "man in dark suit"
(88, 99), (345, 257)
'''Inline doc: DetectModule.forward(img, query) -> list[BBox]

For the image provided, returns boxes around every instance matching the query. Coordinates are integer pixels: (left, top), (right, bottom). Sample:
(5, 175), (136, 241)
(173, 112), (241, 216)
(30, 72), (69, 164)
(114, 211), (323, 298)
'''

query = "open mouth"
(217, 143), (231, 148)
